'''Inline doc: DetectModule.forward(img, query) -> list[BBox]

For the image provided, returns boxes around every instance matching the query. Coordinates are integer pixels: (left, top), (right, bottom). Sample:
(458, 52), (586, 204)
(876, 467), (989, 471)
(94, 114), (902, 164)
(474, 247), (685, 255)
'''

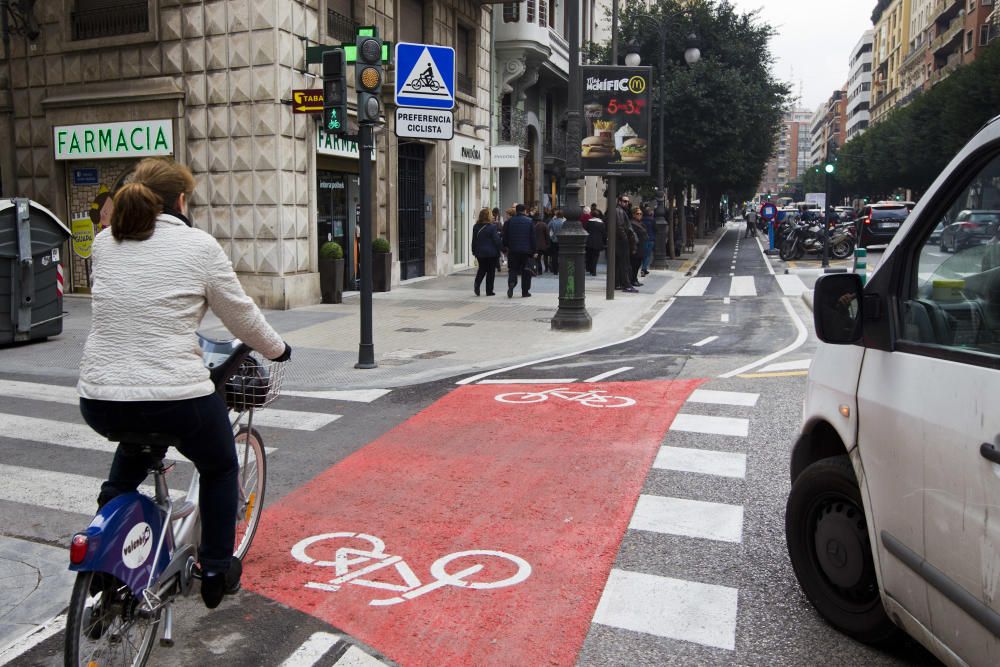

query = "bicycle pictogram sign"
(494, 387), (636, 408)
(291, 532), (532, 606)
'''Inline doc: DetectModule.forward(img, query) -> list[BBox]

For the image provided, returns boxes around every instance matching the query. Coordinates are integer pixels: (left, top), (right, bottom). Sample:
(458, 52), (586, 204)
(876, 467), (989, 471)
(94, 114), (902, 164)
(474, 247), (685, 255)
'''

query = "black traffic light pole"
(356, 122), (375, 368)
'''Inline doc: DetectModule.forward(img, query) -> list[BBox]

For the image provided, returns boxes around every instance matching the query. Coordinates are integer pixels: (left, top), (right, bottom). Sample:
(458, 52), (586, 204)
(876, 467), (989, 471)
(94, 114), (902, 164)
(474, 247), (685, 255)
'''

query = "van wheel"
(785, 455), (901, 645)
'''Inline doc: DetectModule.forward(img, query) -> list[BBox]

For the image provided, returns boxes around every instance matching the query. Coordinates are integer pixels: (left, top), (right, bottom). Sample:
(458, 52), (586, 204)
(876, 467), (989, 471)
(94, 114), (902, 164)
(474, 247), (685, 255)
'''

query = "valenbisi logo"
(122, 522), (154, 569)
(585, 76), (647, 94)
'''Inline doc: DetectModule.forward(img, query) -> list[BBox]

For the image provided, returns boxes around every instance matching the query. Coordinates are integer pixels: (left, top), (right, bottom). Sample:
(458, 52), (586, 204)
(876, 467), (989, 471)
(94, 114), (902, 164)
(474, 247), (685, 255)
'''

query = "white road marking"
(1, 413), (123, 454)
(653, 446), (747, 479)
(593, 569), (738, 650)
(246, 408), (340, 431)
(775, 274), (807, 296)
(754, 235), (777, 275)
(630, 495), (744, 542)
(723, 297), (731, 305)
(477, 378), (578, 385)
(0, 614), (67, 664)
(335, 646), (388, 666)
(720, 297), (808, 378)
(759, 358), (811, 372)
(457, 299), (676, 385)
(721, 313), (730, 323)
(728, 276), (757, 296)
(691, 336), (718, 347)
(729, 272), (735, 277)
(0, 464), (180, 515)
(670, 413), (749, 437)
(688, 389), (759, 406)
(0, 379), (77, 404)
(282, 389), (390, 403)
(279, 632), (341, 667)
(676, 276), (711, 297)
(583, 367), (633, 382)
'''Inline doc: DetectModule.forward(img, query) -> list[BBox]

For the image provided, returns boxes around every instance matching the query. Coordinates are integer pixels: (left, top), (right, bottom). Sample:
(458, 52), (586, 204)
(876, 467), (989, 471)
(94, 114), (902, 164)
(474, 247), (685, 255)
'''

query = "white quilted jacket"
(78, 214), (285, 401)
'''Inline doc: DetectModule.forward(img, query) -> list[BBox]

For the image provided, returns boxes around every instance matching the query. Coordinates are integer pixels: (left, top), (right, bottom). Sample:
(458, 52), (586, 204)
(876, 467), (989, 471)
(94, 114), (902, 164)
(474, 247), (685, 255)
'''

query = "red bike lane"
(244, 380), (703, 666)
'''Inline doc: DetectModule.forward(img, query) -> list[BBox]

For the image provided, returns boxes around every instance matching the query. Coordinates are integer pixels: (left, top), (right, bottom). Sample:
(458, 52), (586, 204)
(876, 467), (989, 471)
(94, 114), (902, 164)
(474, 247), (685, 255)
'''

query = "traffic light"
(322, 48), (348, 135)
(824, 163), (835, 174)
(355, 29), (383, 124)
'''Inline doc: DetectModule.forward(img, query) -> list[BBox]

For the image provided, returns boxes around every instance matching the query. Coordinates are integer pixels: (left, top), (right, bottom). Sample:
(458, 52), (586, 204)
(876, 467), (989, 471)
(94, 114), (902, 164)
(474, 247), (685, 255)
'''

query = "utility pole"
(604, 0), (619, 300)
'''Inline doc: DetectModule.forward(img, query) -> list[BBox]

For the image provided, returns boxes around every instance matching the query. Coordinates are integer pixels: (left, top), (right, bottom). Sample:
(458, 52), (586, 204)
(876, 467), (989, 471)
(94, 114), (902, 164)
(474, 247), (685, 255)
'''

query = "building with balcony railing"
(871, 0), (913, 125)
(846, 30), (874, 140)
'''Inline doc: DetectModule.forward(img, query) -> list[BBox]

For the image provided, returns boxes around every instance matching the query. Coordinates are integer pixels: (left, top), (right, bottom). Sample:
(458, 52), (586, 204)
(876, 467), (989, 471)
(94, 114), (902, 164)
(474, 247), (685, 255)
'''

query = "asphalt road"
(2, 225), (939, 666)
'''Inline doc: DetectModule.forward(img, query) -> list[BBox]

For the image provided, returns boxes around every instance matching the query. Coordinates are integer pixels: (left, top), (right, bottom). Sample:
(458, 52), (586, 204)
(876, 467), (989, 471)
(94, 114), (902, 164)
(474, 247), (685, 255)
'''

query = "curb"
(801, 289), (814, 312)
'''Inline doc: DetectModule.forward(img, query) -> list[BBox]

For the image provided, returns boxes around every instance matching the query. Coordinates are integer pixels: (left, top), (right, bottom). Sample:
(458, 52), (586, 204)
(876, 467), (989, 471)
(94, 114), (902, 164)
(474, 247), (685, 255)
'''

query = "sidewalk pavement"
(0, 236), (721, 394)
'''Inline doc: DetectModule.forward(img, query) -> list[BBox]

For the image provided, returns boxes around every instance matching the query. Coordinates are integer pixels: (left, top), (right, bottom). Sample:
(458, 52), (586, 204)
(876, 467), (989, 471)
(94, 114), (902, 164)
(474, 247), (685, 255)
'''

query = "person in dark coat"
(614, 196), (637, 292)
(472, 207), (502, 296)
(641, 205), (656, 276)
(584, 210), (606, 276)
(630, 206), (648, 287)
(533, 215), (551, 274)
(547, 209), (566, 275)
(502, 203), (536, 298)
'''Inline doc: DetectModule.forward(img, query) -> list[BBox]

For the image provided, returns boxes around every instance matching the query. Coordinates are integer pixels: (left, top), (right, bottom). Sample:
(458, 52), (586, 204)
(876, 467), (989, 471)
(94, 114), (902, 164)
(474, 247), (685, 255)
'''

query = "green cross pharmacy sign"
(54, 120), (174, 160)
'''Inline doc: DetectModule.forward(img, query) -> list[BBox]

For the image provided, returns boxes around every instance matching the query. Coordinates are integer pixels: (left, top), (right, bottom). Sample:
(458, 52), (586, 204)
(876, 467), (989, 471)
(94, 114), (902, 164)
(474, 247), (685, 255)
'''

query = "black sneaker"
(200, 558), (242, 609)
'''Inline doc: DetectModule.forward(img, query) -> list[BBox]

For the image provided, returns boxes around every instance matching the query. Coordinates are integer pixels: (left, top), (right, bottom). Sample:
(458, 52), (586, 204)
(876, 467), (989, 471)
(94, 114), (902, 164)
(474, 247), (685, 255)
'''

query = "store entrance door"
(451, 168), (468, 266)
(317, 171), (359, 287)
(398, 144), (426, 280)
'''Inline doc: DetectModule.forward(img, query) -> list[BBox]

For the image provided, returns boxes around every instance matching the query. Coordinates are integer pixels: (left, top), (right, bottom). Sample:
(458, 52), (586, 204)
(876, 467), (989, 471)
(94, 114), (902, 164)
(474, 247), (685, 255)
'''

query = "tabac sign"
(578, 66), (653, 177)
(54, 120), (174, 160)
(292, 88), (324, 114)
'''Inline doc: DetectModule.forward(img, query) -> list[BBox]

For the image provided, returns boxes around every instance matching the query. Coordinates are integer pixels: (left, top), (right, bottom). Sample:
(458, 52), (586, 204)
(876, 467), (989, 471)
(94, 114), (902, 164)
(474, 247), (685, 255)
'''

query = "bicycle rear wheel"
(64, 571), (160, 667)
(233, 425), (266, 560)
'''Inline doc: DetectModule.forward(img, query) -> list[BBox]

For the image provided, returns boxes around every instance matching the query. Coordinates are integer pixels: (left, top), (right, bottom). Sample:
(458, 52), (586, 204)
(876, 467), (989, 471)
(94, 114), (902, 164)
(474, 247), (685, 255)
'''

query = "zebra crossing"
(675, 274), (807, 297)
(590, 387), (757, 654)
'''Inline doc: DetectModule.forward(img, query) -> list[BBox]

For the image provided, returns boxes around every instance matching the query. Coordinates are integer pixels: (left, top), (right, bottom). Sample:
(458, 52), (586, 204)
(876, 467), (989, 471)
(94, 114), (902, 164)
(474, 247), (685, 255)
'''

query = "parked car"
(786, 114), (1000, 667)
(835, 206), (856, 222)
(856, 203), (909, 248)
(939, 209), (1000, 252)
(927, 221), (945, 245)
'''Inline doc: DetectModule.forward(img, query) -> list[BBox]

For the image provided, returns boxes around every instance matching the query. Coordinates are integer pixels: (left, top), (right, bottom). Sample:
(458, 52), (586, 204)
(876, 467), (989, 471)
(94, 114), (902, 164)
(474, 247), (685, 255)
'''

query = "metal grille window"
(456, 24), (474, 96)
(327, 3), (358, 43)
(527, 0), (536, 24)
(503, 3), (520, 22)
(538, 0), (547, 28)
(71, 0), (148, 41)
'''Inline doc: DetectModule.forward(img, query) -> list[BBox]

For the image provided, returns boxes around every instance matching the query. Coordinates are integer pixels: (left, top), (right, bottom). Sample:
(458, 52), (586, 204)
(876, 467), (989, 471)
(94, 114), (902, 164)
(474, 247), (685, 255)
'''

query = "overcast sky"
(727, 0), (876, 111)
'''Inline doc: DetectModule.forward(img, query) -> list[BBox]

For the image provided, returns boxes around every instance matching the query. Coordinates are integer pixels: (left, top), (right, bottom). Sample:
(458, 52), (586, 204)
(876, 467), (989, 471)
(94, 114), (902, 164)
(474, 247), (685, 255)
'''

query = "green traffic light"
(824, 163), (835, 174)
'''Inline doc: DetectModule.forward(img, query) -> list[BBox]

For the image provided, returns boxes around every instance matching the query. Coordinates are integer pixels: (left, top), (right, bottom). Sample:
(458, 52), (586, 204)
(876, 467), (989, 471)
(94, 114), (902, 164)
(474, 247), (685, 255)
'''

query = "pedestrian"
(630, 206), (647, 287)
(502, 203), (536, 298)
(547, 208), (566, 275)
(580, 204), (592, 226)
(745, 207), (758, 238)
(533, 213), (551, 274)
(472, 207), (502, 296)
(614, 195), (637, 292)
(584, 209), (606, 276)
(640, 205), (655, 276)
(77, 157), (290, 609)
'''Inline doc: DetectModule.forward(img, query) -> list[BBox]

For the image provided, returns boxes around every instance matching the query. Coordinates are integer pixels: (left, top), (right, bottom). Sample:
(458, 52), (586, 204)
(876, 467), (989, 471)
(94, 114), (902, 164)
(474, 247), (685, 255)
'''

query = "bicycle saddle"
(108, 432), (182, 459)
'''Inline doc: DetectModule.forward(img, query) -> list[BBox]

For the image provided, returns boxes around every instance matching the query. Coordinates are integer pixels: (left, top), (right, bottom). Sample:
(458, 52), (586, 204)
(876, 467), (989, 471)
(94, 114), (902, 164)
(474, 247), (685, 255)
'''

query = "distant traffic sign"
(394, 43), (455, 110)
(394, 108), (454, 140)
(760, 203), (777, 221)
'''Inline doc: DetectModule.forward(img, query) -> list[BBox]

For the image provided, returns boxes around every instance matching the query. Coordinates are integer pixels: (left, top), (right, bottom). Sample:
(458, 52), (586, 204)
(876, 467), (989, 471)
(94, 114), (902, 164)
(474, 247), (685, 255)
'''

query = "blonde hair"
(110, 158), (195, 242)
(477, 207), (493, 224)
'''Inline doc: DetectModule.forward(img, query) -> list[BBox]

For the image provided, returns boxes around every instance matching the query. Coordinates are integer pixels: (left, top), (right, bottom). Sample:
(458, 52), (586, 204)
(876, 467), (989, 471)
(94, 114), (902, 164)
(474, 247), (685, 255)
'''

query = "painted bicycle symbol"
(291, 532), (531, 606)
(494, 387), (636, 408)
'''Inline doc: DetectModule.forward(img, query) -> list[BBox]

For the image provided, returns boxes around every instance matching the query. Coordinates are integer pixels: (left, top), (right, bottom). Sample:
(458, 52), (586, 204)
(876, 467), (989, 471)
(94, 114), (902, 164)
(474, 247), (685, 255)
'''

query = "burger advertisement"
(579, 65), (653, 176)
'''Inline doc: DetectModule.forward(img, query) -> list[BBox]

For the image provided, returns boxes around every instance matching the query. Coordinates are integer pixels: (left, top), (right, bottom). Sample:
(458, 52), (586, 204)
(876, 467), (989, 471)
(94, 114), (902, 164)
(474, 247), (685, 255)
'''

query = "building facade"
(871, 0), (912, 125)
(756, 108), (811, 197)
(898, 0), (933, 107)
(810, 89), (847, 165)
(0, 0), (494, 307)
(846, 30), (873, 140)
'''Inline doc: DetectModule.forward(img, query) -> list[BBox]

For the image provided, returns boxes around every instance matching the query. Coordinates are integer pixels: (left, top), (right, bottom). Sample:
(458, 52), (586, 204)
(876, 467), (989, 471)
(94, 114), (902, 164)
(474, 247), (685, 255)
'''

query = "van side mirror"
(814, 273), (864, 344)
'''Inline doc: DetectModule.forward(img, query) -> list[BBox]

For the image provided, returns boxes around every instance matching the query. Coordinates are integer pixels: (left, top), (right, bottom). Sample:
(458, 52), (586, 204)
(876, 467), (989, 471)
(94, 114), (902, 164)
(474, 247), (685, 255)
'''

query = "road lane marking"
(688, 389), (759, 406)
(593, 569), (738, 650)
(759, 358), (811, 372)
(282, 389), (390, 403)
(653, 446), (747, 478)
(335, 646), (388, 666)
(723, 297), (731, 305)
(728, 276), (757, 296)
(583, 367), (633, 382)
(691, 336), (718, 347)
(754, 235), (777, 276)
(629, 495), (744, 542)
(670, 413), (749, 437)
(279, 632), (341, 667)
(738, 370), (809, 378)
(720, 297), (808, 378)
(477, 378), (578, 384)
(676, 276), (711, 296)
(248, 409), (341, 431)
(775, 274), (807, 296)
(0, 614), (67, 664)
(721, 313), (730, 323)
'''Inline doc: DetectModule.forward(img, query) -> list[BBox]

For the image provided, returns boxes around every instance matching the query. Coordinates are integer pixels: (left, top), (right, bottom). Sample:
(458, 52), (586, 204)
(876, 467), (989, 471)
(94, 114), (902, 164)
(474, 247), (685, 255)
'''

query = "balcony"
(932, 0), (962, 25)
(495, 8), (569, 78)
(930, 58), (961, 86)
(931, 18), (963, 56)
(499, 108), (529, 146)
(543, 126), (567, 162)
(901, 42), (928, 71)
(327, 9), (359, 43)
(71, 1), (148, 40)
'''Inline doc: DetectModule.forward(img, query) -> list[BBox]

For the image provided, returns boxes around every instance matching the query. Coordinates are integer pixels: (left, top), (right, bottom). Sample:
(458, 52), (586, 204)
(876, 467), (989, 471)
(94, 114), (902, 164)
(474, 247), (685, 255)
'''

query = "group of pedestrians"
(470, 196), (660, 298)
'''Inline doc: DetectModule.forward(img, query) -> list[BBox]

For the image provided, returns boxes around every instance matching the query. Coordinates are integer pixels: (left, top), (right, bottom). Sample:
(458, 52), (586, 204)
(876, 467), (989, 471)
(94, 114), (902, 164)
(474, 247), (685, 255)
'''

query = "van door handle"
(981, 442), (1000, 464)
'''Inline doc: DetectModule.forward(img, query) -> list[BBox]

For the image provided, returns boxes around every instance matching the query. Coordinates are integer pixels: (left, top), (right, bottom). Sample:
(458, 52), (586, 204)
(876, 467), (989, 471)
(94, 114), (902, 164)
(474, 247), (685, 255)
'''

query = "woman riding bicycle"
(77, 157), (290, 608)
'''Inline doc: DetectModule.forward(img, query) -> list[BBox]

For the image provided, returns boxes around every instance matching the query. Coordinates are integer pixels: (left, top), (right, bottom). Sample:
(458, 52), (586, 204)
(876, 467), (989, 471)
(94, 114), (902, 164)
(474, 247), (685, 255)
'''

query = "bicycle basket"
(224, 354), (286, 411)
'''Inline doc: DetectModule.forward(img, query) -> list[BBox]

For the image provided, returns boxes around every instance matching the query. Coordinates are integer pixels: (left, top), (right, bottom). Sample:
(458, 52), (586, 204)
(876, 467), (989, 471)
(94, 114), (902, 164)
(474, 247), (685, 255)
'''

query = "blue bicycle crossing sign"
(394, 42), (455, 110)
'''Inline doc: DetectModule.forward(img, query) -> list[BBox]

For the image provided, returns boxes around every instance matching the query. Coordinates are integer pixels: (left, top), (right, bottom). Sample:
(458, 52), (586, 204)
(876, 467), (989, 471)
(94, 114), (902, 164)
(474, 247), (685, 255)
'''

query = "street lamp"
(645, 28), (700, 269)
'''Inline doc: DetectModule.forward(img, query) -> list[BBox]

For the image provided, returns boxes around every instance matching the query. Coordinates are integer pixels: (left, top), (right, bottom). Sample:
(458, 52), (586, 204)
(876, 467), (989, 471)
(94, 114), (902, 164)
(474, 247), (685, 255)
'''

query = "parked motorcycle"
(779, 220), (854, 260)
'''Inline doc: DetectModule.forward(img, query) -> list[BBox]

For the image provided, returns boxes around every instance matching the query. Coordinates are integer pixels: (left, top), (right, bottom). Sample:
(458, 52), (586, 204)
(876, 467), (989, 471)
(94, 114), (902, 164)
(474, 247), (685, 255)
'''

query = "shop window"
(456, 23), (474, 96)
(503, 2), (519, 23)
(327, 0), (358, 43)
(71, 0), (148, 40)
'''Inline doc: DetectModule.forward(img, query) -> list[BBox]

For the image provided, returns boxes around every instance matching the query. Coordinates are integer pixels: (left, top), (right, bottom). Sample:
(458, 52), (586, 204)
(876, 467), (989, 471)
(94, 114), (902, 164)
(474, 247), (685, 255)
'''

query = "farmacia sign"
(54, 120), (173, 160)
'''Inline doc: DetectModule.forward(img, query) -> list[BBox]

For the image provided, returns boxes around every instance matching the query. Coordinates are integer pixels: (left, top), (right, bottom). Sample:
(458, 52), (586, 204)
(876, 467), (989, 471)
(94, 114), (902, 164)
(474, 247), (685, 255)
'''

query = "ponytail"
(110, 182), (161, 241)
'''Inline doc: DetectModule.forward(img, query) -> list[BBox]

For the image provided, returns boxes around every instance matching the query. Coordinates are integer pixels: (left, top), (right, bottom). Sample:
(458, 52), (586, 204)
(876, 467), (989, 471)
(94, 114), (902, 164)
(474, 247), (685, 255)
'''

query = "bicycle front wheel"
(233, 425), (266, 560)
(64, 571), (160, 667)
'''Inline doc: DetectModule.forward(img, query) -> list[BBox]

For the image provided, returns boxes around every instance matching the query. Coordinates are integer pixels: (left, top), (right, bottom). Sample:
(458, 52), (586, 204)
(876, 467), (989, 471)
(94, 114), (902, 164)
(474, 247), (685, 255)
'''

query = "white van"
(786, 115), (1000, 667)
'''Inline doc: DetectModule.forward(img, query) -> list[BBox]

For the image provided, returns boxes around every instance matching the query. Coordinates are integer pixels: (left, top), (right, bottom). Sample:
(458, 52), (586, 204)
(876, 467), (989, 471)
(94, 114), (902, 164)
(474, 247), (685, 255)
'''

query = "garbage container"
(0, 198), (72, 344)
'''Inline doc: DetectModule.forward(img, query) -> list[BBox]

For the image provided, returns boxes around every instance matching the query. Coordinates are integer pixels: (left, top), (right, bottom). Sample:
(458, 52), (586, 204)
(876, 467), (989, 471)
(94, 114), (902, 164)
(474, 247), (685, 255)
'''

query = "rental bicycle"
(63, 335), (286, 667)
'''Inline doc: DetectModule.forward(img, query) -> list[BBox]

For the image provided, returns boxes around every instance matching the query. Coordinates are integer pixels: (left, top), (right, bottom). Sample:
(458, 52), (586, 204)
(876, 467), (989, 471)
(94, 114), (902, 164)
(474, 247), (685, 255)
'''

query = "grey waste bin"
(0, 198), (72, 344)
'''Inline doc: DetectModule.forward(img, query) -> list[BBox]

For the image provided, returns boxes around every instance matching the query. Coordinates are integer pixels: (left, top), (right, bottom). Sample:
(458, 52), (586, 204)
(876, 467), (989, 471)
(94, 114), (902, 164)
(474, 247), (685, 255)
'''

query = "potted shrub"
(318, 241), (344, 303)
(372, 236), (392, 292)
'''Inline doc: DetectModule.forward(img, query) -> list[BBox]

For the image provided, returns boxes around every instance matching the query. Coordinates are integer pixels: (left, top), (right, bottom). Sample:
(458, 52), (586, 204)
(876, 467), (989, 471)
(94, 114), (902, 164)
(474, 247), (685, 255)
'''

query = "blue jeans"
(79, 393), (238, 572)
(641, 240), (655, 272)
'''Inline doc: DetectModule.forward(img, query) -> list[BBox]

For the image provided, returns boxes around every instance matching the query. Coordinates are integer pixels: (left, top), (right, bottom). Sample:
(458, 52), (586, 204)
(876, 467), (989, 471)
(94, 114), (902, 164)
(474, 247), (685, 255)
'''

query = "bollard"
(854, 247), (867, 286)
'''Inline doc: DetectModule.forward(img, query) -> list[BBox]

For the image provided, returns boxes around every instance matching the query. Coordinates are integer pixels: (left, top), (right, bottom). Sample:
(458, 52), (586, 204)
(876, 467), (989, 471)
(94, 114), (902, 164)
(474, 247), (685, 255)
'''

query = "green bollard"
(854, 247), (868, 286)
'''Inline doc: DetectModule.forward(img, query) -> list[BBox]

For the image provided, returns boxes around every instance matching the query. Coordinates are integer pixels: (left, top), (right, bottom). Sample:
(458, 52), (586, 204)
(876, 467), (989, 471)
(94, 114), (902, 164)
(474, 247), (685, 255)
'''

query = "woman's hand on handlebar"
(271, 342), (292, 362)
